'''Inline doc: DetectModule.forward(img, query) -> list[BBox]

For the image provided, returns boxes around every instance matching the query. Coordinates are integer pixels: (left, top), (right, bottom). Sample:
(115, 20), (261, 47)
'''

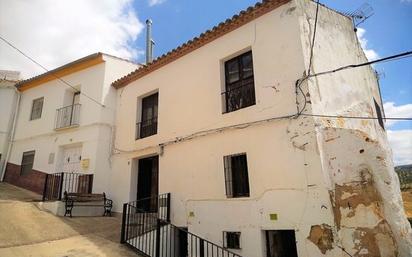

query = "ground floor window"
(265, 230), (298, 257)
(223, 231), (241, 249)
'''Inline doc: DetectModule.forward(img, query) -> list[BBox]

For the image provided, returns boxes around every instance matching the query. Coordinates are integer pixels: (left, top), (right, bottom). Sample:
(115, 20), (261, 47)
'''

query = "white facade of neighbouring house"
(109, 0), (412, 257)
(0, 70), (20, 179)
(2, 53), (139, 196)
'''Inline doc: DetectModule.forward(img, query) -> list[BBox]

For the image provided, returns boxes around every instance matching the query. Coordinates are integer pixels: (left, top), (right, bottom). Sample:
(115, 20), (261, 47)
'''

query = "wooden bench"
(63, 191), (113, 217)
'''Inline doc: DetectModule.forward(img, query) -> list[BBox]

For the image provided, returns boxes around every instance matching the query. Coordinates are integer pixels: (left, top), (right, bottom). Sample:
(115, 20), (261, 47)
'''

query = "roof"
(112, 0), (291, 89)
(15, 52), (137, 92)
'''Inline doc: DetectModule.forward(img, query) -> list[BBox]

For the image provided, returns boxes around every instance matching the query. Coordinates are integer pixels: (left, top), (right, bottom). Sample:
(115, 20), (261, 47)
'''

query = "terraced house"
(1, 0), (411, 257)
(2, 53), (138, 197)
(110, 0), (412, 257)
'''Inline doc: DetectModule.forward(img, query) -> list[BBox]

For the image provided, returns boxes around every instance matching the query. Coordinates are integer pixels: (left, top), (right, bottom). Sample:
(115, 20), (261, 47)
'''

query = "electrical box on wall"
(269, 213), (278, 221)
(81, 158), (90, 170)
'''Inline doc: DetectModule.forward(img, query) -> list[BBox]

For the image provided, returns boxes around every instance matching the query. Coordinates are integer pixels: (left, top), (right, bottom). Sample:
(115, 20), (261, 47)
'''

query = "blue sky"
(131, 0), (412, 164)
(132, 1), (411, 118)
(1, 0), (410, 164)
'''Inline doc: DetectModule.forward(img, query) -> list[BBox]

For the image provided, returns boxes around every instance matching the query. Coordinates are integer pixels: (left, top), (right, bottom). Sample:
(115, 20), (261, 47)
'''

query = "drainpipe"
(0, 87), (21, 182)
(146, 19), (154, 64)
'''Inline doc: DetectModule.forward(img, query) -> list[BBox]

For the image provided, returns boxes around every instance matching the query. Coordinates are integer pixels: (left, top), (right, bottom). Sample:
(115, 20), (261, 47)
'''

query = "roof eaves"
(112, 0), (291, 89)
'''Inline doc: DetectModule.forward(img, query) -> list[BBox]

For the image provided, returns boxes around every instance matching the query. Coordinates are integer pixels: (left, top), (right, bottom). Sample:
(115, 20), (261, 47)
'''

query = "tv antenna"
(343, 3), (374, 31)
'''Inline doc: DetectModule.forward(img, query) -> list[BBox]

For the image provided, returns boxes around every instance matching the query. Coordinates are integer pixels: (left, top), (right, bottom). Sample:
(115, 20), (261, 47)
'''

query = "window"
(223, 153), (250, 198)
(137, 92), (158, 139)
(374, 99), (384, 130)
(222, 51), (255, 113)
(21, 151), (35, 176)
(223, 232), (241, 249)
(30, 97), (44, 120)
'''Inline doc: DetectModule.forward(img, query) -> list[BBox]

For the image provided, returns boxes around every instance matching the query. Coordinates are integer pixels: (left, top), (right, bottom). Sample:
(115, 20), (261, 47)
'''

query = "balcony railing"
(55, 104), (80, 130)
(222, 82), (255, 113)
(136, 117), (158, 139)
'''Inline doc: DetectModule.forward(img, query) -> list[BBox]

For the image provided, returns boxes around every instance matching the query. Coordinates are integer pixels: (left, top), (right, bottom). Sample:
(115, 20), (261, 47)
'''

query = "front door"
(137, 156), (159, 212)
(61, 146), (82, 173)
(266, 230), (298, 257)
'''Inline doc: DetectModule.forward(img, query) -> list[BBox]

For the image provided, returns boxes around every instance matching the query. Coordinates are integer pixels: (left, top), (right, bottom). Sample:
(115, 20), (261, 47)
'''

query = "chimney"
(146, 19), (154, 64)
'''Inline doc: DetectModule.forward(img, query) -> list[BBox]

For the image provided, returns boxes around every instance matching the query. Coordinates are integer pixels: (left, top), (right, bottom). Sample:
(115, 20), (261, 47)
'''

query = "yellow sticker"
(269, 213), (278, 221)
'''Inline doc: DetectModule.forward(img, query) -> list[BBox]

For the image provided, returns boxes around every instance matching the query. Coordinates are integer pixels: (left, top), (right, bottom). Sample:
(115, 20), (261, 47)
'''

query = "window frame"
(30, 97), (44, 120)
(136, 92), (159, 139)
(20, 150), (35, 176)
(223, 231), (241, 249)
(222, 51), (256, 113)
(223, 153), (250, 198)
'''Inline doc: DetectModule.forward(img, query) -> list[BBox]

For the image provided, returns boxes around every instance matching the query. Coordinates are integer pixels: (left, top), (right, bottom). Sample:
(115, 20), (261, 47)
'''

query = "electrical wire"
(307, 0), (320, 76)
(0, 34), (105, 107)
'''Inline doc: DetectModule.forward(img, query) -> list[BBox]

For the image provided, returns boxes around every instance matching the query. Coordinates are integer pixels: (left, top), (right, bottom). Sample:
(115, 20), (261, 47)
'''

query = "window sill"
(54, 124), (80, 131)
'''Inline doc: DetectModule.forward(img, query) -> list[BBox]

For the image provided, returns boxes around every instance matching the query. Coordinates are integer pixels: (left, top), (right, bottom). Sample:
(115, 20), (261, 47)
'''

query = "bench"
(63, 191), (113, 217)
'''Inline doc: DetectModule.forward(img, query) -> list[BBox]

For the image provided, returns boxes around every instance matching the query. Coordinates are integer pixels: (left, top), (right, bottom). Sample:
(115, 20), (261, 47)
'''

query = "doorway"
(265, 230), (298, 257)
(136, 156), (159, 212)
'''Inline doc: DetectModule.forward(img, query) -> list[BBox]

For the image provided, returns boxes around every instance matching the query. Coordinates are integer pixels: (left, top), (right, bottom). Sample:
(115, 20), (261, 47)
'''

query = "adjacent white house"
(0, 70), (20, 179)
(109, 0), (412, 257)
(2, 53), (139, 196)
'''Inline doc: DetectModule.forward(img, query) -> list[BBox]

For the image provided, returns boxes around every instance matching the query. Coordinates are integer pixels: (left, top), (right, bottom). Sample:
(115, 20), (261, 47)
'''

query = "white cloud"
(356, 28), (379, 61)
(148, 0), (166, 6)
(383, 102), (412, 127)
(387, 130), (412, 165)
(0, 0), (144, 79)
(401, 0), (412, 3)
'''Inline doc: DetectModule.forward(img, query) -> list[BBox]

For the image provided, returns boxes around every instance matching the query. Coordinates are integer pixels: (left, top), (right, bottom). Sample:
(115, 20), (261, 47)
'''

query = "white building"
(110, 0), (412, 257)
(2, 53), (138, 196)
(0, 70), (20, 179)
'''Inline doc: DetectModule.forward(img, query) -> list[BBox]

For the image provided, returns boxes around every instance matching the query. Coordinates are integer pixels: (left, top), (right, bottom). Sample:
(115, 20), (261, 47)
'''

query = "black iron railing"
(222, 82), (255, 113)
(120, 194), (242, 257)
(55, 104), (81, 129)
(42, 172), (93, 201)
(136, 117), (158, 139)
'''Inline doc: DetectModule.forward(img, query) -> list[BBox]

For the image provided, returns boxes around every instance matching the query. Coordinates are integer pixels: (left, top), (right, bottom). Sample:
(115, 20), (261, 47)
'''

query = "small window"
(30, 97), (44, 120)
(374, 99), (384, 130)
(223, 231), (241, 249)
(137, 92), (158, 139)
(223, 153), (250, 198)
(222, 51), (255, 113)
(21, 151), (35, 176)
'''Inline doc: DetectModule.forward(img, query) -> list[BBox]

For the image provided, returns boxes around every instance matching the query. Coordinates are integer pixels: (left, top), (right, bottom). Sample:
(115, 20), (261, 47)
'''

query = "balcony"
(55, 104), (81, 130)
(136, 117), (158, 139)
(222, 81), (256, 113)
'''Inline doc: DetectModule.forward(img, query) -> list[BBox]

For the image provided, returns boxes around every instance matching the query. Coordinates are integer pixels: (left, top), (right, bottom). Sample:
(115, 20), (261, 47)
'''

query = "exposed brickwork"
(4, 162), (46, 195)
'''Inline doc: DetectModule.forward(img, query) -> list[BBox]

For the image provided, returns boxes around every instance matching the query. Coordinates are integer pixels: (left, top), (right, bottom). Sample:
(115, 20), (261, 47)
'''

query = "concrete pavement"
(0, 182), (140, 257)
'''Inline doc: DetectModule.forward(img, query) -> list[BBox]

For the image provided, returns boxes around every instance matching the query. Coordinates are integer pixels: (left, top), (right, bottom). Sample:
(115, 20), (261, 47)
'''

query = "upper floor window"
(223, 153), (250, 198)
(222, 51), (255, 113)
(21, 151), (35, 176)
(30, 97), (44, 120)
(374, 99), (384, 130)
(137, 92), (158, 139)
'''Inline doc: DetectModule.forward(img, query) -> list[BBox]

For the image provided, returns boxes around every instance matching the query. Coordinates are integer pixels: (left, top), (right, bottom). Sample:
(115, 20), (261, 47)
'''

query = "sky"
(0, 0), (411, 165)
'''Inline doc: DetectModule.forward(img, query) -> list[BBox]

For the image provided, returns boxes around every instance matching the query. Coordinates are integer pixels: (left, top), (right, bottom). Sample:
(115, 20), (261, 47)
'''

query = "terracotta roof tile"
(112, 0), (291, 89)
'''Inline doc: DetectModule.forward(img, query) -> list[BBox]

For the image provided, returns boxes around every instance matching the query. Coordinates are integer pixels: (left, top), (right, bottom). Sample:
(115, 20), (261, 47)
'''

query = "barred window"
(222, 51), (255, 113)
(223, 231), (241, 249)
(223, 153), (250, 198)
(30, 97), (44, 120)
(21, 151), (35, 176)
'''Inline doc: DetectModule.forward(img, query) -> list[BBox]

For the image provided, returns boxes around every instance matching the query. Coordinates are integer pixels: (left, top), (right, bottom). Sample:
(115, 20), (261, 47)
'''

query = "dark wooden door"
(137, 156), (159, 212)
(266, 230), (298, 257)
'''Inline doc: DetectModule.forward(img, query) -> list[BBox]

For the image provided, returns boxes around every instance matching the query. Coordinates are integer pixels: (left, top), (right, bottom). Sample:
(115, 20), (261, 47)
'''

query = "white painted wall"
(110, 2), (337, 256)
(0, 71), (20, 178)
(8, 55), (138, 194)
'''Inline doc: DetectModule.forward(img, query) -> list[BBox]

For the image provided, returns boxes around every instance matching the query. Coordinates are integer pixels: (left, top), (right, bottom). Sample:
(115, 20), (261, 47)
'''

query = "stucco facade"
(0, 70), (20, 179)
(110, 0), (411, 257)
(3, 54), (138, 195)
